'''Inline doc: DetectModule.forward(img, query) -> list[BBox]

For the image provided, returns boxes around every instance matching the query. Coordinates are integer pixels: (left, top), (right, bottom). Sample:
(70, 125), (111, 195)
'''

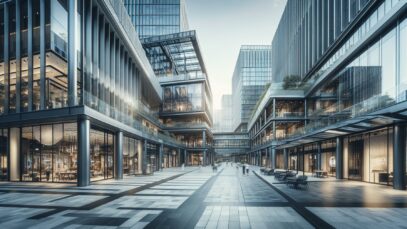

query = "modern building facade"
(123, 0), (189, 38)
(0, 0), (188, 186)
(213, 132), (250, 162)
(141, 31), (214, 166)
(213, 94), (233, 133)
(232, 45), (272, 132)
(248, 0), (407, 190)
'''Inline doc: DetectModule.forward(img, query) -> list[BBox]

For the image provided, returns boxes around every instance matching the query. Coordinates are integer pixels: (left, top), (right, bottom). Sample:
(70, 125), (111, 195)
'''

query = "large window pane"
(381, 28), (396, 103)
(399, 19), (407, 101)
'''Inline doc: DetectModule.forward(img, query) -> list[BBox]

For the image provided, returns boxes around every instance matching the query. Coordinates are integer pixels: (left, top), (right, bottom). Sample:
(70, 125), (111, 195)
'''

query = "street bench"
(286, 175), (308, 189)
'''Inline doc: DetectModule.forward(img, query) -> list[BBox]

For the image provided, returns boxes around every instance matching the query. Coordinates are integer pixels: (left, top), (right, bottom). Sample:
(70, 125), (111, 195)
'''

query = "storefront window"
(347, 128), (393, 185)
(90, 128), (114, 181)
(123, 136), (139, 175)
(21, 123), (77, 182)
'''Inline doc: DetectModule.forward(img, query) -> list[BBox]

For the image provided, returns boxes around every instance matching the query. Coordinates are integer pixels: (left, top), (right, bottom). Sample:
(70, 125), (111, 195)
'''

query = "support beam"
(114, 131), (123, 180)
(393, 123), (406, 190)
(283, 148), (288, 170)
(78, 118), (90, 187)
(27, 0), (33, 111)
(317, 142), (322, 170)
(142, 140), (147, 174)
(336, 137), (343, 179)
(203, 150), (207, 166)
(39, 0), (46, 110)
(159, 144), (163, 171)
(184, 149), (187, 166)
(272, 148), (276, 169)
(68, 0), (78, 106)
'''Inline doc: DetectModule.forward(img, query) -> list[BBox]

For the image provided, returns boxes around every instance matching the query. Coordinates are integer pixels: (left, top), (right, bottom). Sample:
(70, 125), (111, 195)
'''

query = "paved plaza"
(0, 165), (406, 228)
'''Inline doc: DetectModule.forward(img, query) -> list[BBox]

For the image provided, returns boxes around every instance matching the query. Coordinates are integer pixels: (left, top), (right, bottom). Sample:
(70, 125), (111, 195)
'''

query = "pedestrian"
(242, 164), (246, 175)
(246, 164), (250, 175)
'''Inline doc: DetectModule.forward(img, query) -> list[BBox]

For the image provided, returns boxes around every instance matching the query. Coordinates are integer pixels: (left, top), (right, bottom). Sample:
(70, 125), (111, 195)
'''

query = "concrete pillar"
(336, 137), (343, 179)
(317, 142), (322, 170)
(78, 118), (90, 187)
(142, 140), (147, 174)
(283, 148), (288, 170)
(393, 123), (406, 190)
(9, 128), (20, 181)
(114, 131), (123, 180)
(203, 150), (207, 166)
(159, 144), (163, 171)
(184, 149), (187, 166)
(272, 148), (276, 169)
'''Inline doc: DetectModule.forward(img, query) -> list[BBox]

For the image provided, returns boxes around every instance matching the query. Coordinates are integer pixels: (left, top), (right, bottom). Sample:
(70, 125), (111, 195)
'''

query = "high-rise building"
(232, 45), (272, 132)
(220, 94), (233, 132)
(0, 0), (189, 186)
(247, 0), (407, 191)
(123, 0), (189, 38)
(124, 1), (214, 165)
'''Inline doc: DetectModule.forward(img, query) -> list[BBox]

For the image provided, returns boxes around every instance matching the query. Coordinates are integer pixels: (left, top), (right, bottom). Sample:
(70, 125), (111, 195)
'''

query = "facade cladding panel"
(123, 0), (189, 38)
(232, 45), (272, 132)
(272, 0), (372, 83)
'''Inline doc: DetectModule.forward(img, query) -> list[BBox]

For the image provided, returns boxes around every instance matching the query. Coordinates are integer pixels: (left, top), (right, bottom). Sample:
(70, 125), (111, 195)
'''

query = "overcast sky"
(186, 0), (287, 109)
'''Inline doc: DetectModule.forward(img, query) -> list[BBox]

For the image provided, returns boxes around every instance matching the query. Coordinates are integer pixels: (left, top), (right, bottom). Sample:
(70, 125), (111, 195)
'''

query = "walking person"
(242, 163), (246, 175)
(246, 164), (250, 175)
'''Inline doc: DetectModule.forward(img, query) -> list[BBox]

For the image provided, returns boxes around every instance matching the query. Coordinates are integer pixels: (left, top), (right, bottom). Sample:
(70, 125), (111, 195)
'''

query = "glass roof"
(141, 31), (206, 77)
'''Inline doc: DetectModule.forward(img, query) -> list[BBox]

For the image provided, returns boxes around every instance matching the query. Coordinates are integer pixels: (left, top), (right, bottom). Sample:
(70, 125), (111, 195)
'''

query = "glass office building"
(232, 45), (272, 132)
(123, 0), (189, 38)
(0, 0), (187, 186)
(247, 0), (407, 190)
(141, 31), (214, 166)
(213, 94), (233, 133)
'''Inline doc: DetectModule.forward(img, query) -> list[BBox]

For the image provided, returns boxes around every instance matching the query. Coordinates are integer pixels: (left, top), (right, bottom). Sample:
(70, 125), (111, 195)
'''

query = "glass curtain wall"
(123, 136), (139, 175)
(163, 149), (179, 168)
(304, 144), (317, 173)
(288, 149), (297, 171)
(146, 143), (158, 172)
(163, 83), (203, 113)
(308, 17), (407, 132)
(0, 0), (82, 113)
(90, 128), (114, 181)
(347, 127), (393, 185)
(21, 122), (77, 182)
(320, 140), (336, 177)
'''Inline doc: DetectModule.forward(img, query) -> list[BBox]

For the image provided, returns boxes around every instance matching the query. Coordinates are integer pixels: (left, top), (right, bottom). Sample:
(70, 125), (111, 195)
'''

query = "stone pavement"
(1, 165), (407, 228)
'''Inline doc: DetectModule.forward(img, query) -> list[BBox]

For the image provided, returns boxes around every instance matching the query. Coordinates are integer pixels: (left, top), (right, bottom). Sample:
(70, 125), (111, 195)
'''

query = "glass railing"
(157, 72), (207, 83)
(275, 111), (305, 118)
(164, 121), (210, 129)
(83, 92), (184, 146)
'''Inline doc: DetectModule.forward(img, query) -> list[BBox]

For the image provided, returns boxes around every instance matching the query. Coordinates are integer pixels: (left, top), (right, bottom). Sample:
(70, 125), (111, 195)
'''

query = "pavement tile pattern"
(0, 165), (407, 228)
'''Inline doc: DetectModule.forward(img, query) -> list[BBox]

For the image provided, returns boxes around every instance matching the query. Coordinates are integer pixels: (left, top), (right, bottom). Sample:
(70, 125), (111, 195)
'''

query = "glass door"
(348, 138), (364, 181)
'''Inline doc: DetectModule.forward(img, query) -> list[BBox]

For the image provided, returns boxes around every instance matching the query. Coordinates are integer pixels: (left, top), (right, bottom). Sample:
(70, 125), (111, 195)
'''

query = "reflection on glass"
(123, 136), (139, 175)
(90, 128), (114, 181)
(163, 83), (202, 112)
(21, 123), (77, 182)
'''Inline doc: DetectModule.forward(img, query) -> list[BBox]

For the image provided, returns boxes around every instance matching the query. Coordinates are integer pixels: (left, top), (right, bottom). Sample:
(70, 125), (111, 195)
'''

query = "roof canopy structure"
(141, 30), (207, 77)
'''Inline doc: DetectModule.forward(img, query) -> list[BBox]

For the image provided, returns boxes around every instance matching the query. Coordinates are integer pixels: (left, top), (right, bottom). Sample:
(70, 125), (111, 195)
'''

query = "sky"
(186, 0), (287, 109)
